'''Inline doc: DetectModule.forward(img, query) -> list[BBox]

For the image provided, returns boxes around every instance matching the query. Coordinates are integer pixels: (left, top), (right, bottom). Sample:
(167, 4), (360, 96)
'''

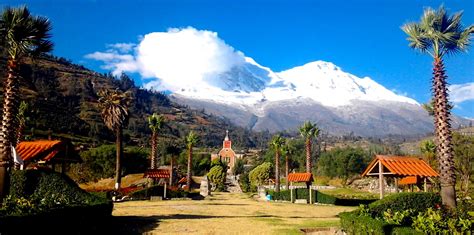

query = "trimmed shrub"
(368, 192), (441, 217)
(0, 169), (113, 233)
(316, 191), (376, 206)
(128, 185), (200, 200)
(339, 211), (421, 235)
(207, 165), (226, 191)
(249, 162), (271, 186)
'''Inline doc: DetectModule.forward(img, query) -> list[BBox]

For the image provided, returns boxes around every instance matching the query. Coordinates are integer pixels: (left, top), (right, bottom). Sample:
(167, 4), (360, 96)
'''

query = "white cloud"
(106, 43), (136, 53)
(449, 82), (474, 104)
(85, 27), (245, 90)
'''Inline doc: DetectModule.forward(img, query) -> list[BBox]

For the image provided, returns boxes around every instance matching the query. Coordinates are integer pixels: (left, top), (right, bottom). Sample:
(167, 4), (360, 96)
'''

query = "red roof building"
(16, 140), (81, 170)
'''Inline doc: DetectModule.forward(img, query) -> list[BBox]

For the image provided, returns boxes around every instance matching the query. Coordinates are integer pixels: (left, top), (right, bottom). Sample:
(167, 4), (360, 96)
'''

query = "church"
(211, 130), (243, 174)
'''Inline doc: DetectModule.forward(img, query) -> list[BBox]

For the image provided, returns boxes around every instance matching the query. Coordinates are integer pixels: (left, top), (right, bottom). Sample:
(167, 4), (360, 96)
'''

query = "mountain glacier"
(170, 57), (467, 136)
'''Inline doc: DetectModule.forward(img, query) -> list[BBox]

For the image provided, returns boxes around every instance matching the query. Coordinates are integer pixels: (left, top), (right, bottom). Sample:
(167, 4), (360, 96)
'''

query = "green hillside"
(0, 55), (271, 149)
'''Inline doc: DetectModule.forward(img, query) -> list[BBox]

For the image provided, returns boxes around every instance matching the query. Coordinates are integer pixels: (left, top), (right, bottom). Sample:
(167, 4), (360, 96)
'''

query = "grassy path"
(111, 192), (355, 234)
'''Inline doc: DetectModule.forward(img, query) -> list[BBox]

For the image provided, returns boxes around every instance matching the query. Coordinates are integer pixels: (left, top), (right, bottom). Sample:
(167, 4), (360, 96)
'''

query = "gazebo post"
(394, 177), (399, 193)
(164, 182), (167, 199)
(309, 185), (312, 204)
(379, 161), (384, 199)
(290, 182), (293, 203)
(423, 177), (427, 192)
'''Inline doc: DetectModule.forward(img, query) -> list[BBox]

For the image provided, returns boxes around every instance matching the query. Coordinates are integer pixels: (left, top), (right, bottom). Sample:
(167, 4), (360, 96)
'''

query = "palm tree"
(281, 142), (295, 190)
(0, 6), (53, 200)
(148, 113), (165, 169)
(185, 131), (199, 191)
(15, 101), (29, 146)
(271, 135), (285, 193)
(402, 6), (473, 208)
(98, 89), (132, 190)
(299, 121), (320, 173)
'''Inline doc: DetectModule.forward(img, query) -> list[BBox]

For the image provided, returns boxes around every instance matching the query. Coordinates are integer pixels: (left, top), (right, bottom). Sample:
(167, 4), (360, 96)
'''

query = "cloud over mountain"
(85, 27), (245, 90)
(449, 82), (474, 104)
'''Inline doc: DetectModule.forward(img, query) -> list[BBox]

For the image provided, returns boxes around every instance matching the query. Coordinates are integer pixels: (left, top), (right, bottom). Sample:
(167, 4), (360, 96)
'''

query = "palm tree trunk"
(285, 155), (289, 190)
(15, 122), (25, 146)
(150, 131), (157, 169)
(0, 59), (20, 201)
(170, 155), (174, 186)
(275, 150), (280, 193)
(115, 128), (123, 190)
(186, 145), (193, 191)
(433, 57), (456, 208)
(305, 138), (312, 173)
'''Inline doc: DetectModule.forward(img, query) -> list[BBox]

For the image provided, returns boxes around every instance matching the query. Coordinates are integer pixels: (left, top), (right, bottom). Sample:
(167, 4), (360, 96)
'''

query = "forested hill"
(0, 55), (271, 149)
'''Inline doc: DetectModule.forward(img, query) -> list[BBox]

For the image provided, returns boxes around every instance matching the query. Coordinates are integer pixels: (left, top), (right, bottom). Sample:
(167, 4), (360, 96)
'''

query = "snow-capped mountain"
(170, 57), (468, 136)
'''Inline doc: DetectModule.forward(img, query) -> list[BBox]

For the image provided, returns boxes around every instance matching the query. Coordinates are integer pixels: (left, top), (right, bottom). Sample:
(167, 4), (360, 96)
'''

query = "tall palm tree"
(402, 6), (473, 208)
(185, 131), (199, 191)
(98, 89), (132, 190)
(0, 6), (53, 200)
(271, 135), (285, 193)
(281, 142), (295, 190)
(148, 113), (165, 169)
(15, 101), (29, 146)
(299, 121), (320, 173)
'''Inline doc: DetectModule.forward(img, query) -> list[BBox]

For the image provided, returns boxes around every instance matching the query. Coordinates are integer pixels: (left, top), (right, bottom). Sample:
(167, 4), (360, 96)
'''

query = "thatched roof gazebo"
(361, 155), (438, 199)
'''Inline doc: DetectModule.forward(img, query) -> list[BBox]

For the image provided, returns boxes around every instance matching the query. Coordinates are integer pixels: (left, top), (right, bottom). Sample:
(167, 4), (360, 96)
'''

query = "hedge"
(368, 192), (441, 217)
(0, 169), (113, 233)
(129, 185), (201, 200)
(317, 191), (376, 206)
(267, 189), (376, 206)
(339, 211), (422, 235)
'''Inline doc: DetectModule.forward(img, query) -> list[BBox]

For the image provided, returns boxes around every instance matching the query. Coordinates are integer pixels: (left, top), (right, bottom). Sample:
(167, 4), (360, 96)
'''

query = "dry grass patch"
(112, 192), (355, 234)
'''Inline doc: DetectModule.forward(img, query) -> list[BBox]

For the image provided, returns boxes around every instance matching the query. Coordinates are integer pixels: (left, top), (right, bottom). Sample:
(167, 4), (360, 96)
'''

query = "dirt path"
(111, 192), (355, 234)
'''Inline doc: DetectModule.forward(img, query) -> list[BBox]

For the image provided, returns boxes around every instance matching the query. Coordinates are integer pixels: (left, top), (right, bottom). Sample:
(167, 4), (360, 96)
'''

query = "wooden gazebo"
(288, 173), (314, 203)
(144, 168), (170, 198)
(361, 155), (438, 199)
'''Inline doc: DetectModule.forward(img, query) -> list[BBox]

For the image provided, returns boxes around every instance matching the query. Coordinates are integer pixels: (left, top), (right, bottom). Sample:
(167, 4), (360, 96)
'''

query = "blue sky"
(3, 0), (474, 117)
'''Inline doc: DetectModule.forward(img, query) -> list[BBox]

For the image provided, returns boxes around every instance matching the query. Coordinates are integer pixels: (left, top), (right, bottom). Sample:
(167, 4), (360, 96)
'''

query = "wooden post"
(423, 177), (427, 192)
(309, 187), (312, 204)
(394, 178), (398, 193)
(290, 182), (294, 203)
(379, 162), (384, 199)
(164, 182), (167, 199)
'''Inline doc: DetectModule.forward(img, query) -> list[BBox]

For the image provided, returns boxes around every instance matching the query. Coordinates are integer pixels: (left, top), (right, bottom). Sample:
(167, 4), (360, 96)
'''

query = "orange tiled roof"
(178, 177), (187, 184)
(143, 169), (170, 179)
(16, 140), (63, 162)
(361, 155), (438, 177)
(399, 176), (418, 185)
(287, 173), (313, 182)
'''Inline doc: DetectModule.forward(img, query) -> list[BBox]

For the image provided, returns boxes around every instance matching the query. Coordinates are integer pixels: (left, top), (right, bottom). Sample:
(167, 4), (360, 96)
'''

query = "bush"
(0, 169), (113, 233)
(339, 211), (421, 235)
(316, 191), (376, 206)
(239, 172), (252, 192)
(368, 192), (441, 217)
(249, 162), (271, 186)
(207, 165), (226, 191)
(128, 185), (200, 200)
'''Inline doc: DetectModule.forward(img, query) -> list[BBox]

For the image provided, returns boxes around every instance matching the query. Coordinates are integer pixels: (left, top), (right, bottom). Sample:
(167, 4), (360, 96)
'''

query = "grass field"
(112, 192), (356, 234)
